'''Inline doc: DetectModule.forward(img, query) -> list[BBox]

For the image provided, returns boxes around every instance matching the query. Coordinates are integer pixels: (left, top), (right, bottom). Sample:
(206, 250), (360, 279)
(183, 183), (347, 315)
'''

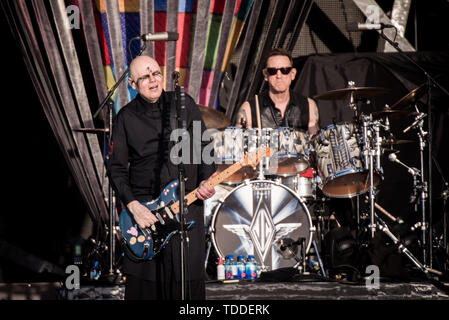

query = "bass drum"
(210, 180), (314, 271)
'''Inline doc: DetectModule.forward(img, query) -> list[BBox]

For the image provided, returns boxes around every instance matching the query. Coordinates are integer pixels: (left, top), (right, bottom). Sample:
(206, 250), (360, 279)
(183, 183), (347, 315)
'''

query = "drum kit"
(203, 82), (443, 279)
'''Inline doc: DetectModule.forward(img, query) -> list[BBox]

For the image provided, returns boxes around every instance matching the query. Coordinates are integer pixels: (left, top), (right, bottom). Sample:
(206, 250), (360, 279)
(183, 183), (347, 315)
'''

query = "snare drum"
(312, 122), (381, 198)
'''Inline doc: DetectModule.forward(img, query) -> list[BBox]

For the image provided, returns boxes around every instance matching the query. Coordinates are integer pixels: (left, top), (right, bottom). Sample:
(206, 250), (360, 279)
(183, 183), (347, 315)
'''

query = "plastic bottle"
(224, 255), (235, 279)
(236, 255), (246, 279)
(245, 255), (258, 279)
(90, 260), (101, 280)
(217, 257), (225, 280)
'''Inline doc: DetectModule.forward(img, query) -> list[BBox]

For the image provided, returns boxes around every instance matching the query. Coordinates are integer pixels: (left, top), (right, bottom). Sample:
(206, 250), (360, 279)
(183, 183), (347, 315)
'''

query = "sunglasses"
(265, 67), (292, 76)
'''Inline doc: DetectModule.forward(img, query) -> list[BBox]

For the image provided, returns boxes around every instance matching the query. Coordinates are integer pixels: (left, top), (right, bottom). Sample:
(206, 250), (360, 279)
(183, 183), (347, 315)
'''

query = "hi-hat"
(371, 109), (418, 120)
(390, 84), (427, 110)
(74, 128), (109, 134)
(313, 87), (390, 100)
(197, 104), (231, 129)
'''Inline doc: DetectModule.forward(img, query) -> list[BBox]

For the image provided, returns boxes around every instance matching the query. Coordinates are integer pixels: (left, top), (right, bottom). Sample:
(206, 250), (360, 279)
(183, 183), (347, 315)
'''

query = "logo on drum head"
(223, 196), (302, 265)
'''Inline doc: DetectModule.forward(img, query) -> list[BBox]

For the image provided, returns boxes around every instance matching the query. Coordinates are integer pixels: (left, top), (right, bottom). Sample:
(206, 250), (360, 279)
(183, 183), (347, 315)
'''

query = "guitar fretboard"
(169, 161), (246, 214)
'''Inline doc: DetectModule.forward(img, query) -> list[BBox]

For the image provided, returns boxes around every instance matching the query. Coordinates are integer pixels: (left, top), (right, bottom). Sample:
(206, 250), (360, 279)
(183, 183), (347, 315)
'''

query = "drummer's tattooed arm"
(308, 98), (320, 137)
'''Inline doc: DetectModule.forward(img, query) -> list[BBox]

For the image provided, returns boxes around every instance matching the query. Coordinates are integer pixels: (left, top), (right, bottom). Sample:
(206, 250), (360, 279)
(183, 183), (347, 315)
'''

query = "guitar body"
(119, 179), (194, 261)
(118, 147), (272, 261)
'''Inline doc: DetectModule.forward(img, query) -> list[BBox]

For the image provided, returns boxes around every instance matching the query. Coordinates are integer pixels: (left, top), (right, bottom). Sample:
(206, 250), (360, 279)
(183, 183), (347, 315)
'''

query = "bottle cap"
(218, 257), (224, 265)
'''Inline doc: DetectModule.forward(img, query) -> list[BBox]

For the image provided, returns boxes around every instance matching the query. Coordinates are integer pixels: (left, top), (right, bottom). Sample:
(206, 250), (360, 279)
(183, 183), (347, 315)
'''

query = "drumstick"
(255, 94), (262, 131)
(365, 196), (398, 223)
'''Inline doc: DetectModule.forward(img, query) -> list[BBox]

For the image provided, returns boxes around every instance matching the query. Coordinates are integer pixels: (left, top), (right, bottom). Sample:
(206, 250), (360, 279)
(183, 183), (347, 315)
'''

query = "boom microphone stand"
(173, 71), (191, 300)
(92, 42), (147, 278)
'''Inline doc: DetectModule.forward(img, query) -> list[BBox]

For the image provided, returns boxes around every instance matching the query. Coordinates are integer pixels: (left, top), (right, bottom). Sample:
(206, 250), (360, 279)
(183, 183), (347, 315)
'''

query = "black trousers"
(124, 273), (206, 300)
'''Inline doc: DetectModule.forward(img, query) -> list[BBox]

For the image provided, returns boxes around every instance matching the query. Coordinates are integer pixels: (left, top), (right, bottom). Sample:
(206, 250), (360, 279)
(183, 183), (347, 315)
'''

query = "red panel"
(154, 12), (167, 66)
(177, 13), (192, 68)
(210, 0), (225, 14)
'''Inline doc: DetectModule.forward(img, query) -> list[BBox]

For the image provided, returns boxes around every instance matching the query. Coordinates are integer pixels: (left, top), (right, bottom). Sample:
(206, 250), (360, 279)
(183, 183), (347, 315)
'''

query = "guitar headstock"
(241, 146), (273, 167)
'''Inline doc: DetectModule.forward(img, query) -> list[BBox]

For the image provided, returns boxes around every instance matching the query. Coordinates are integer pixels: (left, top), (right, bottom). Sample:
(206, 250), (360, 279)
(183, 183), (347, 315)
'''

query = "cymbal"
(313, 87), (390, 100)
(381, 138), (415, 146)
(371, 109), (419, 120)
(197, 104), (231, 130)
(74, 128), (109, 134)
(390, 84), (427, 110)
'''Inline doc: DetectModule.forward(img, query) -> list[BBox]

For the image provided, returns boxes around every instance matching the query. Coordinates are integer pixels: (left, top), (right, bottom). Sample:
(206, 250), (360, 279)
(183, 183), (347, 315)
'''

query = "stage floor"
(1, 279), (448, 300)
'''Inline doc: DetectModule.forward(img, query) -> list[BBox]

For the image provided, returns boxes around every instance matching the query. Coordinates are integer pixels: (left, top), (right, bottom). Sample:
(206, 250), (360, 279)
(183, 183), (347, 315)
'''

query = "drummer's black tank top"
(248, 90), (310, 130)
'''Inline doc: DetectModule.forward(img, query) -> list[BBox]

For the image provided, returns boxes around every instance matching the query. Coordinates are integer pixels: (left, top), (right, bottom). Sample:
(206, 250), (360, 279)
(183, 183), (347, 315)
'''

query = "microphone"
(403, 113), (427, 134)
(347, 22), (394, 32)
(138, 31), (179, 41)
(172, 71), (180, 80)
(388, 153), (420, 176)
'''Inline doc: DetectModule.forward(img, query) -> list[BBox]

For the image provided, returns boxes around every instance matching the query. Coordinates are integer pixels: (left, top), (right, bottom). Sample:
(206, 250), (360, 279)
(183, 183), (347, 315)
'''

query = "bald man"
(108, 56), (216, 300)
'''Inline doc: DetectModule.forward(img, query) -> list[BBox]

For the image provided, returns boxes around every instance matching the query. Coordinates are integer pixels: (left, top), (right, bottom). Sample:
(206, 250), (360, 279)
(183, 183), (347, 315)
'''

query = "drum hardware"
(358, 113), (383, 238)
(275, 237), (302, 260)
(399, 108), (430, 263)
(375, 214), (442, 278)
(274, 237), (310, 274)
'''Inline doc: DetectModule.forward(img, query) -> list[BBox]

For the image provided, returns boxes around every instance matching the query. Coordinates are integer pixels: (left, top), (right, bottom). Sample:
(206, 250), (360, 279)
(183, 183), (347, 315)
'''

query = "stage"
(1, 278), (448, 300)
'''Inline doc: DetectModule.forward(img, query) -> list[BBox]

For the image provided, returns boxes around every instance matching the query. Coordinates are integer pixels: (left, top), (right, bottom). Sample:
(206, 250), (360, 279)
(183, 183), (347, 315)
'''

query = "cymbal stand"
(375, 213), (442, 278)
(415, 111), (429, 263)
(361, 114), (382, 238)
(347, 81), (359, 120)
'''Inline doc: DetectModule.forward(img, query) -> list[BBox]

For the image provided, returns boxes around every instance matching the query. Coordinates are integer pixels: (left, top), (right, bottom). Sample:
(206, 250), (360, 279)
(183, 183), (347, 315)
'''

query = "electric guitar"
(119, 147), (273, 261)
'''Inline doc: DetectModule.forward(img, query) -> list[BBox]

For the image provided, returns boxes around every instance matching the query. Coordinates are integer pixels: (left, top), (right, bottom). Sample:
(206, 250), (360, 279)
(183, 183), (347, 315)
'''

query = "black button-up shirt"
(108, 91), (215, 206)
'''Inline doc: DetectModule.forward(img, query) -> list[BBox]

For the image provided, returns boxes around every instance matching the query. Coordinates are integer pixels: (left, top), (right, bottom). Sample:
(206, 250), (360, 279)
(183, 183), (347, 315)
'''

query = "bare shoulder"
(308, 98), (319, 118)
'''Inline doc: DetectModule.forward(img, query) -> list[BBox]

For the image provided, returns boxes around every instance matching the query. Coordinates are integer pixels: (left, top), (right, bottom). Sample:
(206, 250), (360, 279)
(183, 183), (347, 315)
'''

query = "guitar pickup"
(155, 212), (165, 225)
(164, 207), (174, 220)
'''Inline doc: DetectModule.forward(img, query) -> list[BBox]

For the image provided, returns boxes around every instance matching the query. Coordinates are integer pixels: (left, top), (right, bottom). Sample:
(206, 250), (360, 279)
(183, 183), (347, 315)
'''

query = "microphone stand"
(91, 42), (147, 278)
(378, 30), (449, 267)
(173, 71), (191, 300)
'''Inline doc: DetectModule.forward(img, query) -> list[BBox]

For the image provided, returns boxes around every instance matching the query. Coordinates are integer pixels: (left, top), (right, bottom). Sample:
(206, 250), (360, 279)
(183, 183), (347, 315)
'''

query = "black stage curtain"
(294, 51), (449, 231)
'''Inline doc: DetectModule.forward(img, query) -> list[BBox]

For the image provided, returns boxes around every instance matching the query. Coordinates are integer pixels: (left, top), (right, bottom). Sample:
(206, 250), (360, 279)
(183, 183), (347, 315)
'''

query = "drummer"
(234, 48), (319, 179)
(234, 47), (320, 137)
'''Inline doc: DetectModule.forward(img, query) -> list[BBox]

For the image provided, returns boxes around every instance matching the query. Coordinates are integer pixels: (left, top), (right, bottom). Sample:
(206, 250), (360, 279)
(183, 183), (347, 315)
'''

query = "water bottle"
(224, 255), (235, 279)
(236, 255), (246, 279)
(90, 260), (101, 280)
(245, 255), (258, 279)
(217, 257), (225, 280)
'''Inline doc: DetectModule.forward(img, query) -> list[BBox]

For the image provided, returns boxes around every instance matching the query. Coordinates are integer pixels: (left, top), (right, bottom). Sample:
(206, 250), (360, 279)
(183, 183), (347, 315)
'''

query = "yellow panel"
(95, 0), (140, 13)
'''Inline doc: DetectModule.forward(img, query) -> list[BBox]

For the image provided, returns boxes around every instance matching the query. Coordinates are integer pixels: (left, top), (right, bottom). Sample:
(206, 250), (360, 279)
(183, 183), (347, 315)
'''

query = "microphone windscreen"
(167, 32), (179, 41)
(347, 22), (360, 32)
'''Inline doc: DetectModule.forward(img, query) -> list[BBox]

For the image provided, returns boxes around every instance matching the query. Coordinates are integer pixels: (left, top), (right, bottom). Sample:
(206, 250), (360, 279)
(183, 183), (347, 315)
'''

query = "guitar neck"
(169, 161), (246, 215)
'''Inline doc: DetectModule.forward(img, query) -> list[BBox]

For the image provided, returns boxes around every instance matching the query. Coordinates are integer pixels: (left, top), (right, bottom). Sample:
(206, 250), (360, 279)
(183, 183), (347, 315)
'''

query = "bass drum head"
(211, 180), (313, 271)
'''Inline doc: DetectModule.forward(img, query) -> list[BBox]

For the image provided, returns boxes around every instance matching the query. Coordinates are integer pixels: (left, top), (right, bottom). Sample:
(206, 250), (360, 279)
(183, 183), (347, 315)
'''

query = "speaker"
(323, 227), (360, 278)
